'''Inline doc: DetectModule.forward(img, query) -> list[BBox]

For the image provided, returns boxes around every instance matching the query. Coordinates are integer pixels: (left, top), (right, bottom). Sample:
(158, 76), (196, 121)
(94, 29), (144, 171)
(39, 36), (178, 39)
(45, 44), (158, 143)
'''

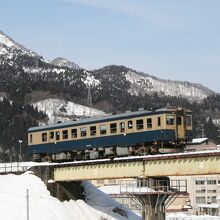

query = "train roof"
(28, 107), (191, 133)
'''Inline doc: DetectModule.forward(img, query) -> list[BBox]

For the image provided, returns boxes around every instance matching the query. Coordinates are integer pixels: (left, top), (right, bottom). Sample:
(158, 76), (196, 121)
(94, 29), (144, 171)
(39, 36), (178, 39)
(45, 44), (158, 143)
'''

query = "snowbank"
(0, 172), (140, 220)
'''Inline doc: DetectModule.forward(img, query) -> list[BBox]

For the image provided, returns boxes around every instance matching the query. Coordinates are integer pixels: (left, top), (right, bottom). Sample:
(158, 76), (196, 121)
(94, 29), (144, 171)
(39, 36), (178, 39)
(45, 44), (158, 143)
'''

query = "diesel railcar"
(28, 107), (192, 161)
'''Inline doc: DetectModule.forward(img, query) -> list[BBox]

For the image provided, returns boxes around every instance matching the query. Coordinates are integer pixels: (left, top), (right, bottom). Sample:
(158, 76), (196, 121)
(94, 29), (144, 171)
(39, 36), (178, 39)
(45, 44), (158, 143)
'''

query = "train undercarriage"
(33, 141), (186, 162)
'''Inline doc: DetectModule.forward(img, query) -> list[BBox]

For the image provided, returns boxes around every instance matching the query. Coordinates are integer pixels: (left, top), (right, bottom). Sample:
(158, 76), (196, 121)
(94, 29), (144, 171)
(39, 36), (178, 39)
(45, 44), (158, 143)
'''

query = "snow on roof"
(0, 172), (140, 220)
(191, 138), (208, 144)
(198, 203), (220, 209)
(98, 184), (155, 195)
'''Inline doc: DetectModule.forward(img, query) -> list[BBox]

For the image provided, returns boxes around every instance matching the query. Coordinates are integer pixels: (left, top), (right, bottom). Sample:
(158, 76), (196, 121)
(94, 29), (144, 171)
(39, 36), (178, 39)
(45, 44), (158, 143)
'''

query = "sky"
(1, 0), (220, 93)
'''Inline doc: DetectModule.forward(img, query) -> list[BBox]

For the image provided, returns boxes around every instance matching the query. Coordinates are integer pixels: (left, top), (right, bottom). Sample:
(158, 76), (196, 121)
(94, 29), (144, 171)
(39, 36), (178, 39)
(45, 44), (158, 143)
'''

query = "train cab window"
(185, 116), (192, 126)
(136, 119), (143, 130)
(99, 124), (107, 135)
(50, 132), (54, 140)
(62, 130), (68, 139)
(128, 120), (133, 129)
(56, 131), (60, 140)
(42, 133), (47, 142)
(80, 127), (87, 137)
(30, 134), (33, 143)
(147, 118), (152, 129)
(166, 115), (174, 125)
(157, 117), (161, 127)
(177, 116), (182, 125)
(90, 126), (96, 136)
(120, 122), (125, 132)
(71, 129), (77, 138)
(110, 123), (117, 133)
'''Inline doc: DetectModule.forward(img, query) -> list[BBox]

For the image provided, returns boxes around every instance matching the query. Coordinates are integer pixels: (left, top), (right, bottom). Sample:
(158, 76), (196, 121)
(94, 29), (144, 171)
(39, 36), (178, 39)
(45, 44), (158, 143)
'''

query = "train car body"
(28, 107), (192, 161)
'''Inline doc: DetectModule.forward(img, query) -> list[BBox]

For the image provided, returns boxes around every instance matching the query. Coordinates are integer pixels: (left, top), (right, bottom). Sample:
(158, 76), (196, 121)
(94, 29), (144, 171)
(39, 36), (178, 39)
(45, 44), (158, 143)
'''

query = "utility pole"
(200, 124), (205, 138)
(26, 189), (29, 220)
(18, 140), (23, 162)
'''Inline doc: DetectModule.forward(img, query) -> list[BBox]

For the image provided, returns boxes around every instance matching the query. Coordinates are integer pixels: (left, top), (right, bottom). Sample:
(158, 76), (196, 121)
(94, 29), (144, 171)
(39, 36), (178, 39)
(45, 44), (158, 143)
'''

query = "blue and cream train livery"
(28, 107), (192, 161)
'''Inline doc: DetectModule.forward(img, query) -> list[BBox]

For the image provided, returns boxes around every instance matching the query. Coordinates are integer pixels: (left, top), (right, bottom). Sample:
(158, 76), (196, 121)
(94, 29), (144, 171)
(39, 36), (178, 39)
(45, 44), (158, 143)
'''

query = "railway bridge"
(39, 150), (220, 220)
(52, 150), (220, 181)
(31, 150), (220, 220)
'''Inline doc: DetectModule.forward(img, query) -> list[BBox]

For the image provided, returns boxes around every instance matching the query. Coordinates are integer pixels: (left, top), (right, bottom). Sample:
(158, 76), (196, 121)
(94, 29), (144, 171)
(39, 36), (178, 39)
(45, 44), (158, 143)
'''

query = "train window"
(42, 133), (47, 142)
(50, 132), (54, 139)
(56, 131), (60, 140)
(147, 118), (152, 129)
(120, 122), (125, 132)
(90, 126), (96, 136)
(157, 117), (161, 127)
(136, 119), (143, 130)
(100, 124), (107, 135)
(110, 123), (117, 133)
(71, 129), (77, 138)
(185, 116), (192, 126)
(30, 134), (33, 143)
(177, 116), (182, 125)
(166, 115), (174, 125)
(80, 127), (87, 137)
(128, 120), (133, 129)
(62, 130), (68, 139)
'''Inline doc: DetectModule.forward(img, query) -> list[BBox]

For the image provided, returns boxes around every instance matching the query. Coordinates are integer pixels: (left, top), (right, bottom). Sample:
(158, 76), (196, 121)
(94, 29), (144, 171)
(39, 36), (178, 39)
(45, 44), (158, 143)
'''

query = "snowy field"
(0, 172), (140, 220)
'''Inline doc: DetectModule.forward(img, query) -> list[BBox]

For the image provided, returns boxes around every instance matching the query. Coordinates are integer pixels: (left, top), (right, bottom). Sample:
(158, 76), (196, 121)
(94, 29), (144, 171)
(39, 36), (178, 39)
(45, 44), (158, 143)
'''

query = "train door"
(176, 114), (185, 139)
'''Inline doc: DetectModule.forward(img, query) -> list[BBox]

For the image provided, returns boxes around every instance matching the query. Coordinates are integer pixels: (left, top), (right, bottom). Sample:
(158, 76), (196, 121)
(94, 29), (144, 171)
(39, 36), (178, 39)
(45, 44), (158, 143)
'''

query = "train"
(28, 106), (192, 162)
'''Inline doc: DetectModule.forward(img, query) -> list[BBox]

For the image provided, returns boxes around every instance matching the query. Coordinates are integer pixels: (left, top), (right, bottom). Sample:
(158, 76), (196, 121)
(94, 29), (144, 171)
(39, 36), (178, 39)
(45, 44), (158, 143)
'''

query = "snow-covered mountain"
(0, 30), (39, 59)
(51, 57), (81, 70)
(125, 70), (214, 101)
(32, 98), (105, 124)
(0, 30), (216, 106)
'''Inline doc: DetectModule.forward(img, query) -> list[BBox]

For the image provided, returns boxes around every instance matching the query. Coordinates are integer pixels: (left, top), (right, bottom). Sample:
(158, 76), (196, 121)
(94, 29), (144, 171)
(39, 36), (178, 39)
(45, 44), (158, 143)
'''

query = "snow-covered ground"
(166, 213), (220, 220)
(1, 171), (220, 219)
(32, 98), (105, 124)
(0, 172), (140, 220)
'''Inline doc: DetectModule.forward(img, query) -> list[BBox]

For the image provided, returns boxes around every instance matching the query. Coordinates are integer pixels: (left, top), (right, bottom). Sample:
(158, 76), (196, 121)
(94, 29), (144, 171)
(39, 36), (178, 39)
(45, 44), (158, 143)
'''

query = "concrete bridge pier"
(137, 193), (169, 220)
(119, 177), (186, 220)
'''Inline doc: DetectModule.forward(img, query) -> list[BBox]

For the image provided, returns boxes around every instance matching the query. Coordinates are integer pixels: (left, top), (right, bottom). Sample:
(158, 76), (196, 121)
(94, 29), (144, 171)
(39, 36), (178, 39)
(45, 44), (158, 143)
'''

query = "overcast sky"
(1, 0), (220, 93)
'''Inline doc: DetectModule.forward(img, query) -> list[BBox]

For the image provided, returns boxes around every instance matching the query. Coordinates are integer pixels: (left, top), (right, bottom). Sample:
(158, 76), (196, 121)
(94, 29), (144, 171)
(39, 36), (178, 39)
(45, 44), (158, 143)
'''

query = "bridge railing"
(119, 179), (187, 194)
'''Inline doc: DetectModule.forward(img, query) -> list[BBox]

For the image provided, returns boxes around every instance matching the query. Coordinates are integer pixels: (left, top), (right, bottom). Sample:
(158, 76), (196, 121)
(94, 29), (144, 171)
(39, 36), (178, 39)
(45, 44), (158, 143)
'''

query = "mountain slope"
(0, 31), (39, 58)
(32, 98), (105, 124)
(51, 57), (81, 70)
(125, 69), (214, 101)
(0, 31), (216, 102)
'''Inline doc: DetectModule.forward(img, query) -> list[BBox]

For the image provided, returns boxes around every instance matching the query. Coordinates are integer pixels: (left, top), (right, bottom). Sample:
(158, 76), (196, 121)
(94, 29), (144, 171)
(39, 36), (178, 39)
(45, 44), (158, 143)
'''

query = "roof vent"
(138, 108), (144, 111)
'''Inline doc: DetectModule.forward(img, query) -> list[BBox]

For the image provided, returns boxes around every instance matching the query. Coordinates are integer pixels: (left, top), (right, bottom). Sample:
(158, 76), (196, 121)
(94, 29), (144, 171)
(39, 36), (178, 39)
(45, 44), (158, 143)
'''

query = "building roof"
(197, 203), (220, 209)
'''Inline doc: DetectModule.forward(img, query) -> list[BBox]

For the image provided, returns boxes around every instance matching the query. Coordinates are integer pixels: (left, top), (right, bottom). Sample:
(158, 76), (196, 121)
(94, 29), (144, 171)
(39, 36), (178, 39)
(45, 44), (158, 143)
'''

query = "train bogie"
(116, 147), (129, 156)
